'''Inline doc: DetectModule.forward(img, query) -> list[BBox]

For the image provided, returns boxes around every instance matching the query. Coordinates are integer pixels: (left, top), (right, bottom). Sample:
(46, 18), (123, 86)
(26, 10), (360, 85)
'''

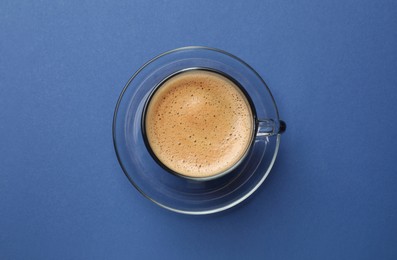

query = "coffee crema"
(144, 70), (254, 178)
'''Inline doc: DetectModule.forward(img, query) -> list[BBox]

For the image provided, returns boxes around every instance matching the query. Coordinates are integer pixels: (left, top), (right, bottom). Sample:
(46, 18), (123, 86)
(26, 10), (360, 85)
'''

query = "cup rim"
(141, 67), (258, 181)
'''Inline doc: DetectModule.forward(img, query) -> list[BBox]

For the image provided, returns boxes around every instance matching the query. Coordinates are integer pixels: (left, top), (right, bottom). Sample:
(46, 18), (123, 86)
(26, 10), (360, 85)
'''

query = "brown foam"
(145, 70), (253, 178)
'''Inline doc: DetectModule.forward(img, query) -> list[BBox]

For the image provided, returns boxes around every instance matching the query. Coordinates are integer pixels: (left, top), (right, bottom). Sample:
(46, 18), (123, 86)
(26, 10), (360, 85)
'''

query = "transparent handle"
(256, 119), (286, 138)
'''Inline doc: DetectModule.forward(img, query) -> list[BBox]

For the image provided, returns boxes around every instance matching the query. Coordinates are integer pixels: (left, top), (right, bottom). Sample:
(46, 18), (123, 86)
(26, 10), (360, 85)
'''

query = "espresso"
(145, 70), (254, 178)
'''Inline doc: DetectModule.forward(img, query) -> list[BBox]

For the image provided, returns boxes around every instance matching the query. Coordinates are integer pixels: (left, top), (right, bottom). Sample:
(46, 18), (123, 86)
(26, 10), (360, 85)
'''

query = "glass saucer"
(113, 46), (282, 215)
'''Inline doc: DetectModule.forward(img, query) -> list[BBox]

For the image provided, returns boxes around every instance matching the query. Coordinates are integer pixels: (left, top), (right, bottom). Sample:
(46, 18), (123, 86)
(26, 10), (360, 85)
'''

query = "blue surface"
(1, 1), (396, 259)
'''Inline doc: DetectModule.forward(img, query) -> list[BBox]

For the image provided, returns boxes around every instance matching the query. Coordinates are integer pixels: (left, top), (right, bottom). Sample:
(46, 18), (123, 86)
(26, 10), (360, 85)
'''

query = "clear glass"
(113, 46), (286, 215)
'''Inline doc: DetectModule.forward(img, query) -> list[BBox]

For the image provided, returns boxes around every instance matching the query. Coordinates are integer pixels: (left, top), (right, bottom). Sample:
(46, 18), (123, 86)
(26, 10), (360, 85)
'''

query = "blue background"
(1, 1), (396, 259)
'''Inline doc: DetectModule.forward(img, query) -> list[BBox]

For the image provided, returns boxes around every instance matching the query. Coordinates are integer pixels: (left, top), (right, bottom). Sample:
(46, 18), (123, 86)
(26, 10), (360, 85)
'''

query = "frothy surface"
(145, 70), (253, 178)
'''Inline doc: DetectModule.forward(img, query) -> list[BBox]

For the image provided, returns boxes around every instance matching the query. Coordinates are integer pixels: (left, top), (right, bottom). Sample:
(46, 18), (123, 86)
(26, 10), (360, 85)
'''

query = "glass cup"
(113, 46), (286, 214)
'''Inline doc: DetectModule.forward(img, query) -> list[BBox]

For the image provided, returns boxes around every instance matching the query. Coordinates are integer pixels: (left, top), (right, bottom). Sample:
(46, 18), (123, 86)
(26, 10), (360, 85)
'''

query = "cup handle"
(256, 119), (286, 138)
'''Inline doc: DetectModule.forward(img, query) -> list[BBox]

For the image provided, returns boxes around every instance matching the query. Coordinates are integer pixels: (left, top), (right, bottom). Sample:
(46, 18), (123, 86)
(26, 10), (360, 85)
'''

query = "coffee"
(145, 70), (254, 178)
